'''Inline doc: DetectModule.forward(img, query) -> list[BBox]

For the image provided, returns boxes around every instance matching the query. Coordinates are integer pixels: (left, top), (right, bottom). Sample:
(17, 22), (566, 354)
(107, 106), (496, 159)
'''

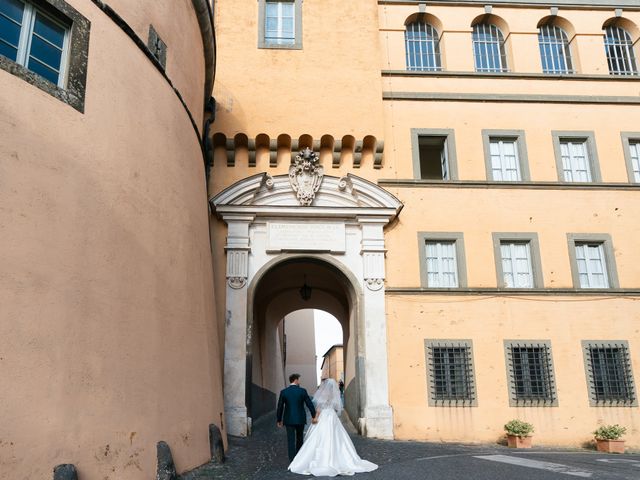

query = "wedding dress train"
(288, 380), (378, 477)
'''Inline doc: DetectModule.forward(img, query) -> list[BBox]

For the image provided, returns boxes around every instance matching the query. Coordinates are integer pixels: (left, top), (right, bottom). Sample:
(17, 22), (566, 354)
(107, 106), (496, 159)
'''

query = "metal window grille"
(427, 342), (475, 406)
(538, 24), (574, 74)
(425, 241), (458, 288)
(630, 141), (640, 183)
(0, 0), (70, 87)
(584, 342), (636, 406)
(560, 140), (592, 182)
(405, 22), (441, 71)
(472, 23), (507, 72)
(490, 138), (521, 181)
(604, 26), (638, 76)
(506, 343), (556, 406)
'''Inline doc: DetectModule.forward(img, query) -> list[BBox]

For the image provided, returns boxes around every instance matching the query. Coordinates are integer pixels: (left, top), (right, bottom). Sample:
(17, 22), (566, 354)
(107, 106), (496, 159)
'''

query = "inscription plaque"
(267, 222), (346, 252)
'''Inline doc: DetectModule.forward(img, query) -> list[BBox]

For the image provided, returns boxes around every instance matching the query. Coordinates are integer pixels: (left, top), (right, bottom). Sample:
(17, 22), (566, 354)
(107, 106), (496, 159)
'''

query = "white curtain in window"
(426, 241), (458, 287)
(500, 242), (533, 288)
(575, 243), (608, 288)
(560, 140), (592, 182)
(630, 142), (640, 183)
(490, 139), (521, 181)
(265, 1), (294, 44)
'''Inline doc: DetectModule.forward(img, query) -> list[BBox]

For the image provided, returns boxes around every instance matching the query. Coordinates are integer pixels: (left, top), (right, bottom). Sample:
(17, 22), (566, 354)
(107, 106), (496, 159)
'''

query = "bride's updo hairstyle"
(313, 378), (343, 414)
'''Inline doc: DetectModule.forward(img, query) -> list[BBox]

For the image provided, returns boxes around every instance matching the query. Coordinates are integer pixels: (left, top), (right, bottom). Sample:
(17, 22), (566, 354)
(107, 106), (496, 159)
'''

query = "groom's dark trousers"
(277, 384), (316, 461)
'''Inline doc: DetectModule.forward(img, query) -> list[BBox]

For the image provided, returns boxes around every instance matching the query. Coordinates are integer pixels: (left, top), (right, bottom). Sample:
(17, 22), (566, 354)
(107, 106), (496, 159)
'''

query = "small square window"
(582, 341), (637, 406)
(0, 0), (90, 112)
(411, 129), (458, 180)
(552, 132), (601, 183)
(425, 339), (477, 406)
(258, 0), (302, 50)
(567, 234), (619, 289)
(621, 133), (640, 183)
(492, 233), (543, 289)
(505, 340), (557, 406)
(482, 130), (530, 181)
(418, 233), (467, 288)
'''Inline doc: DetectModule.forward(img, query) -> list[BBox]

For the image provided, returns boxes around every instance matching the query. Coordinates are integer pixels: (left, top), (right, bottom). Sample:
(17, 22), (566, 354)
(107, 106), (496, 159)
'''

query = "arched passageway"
(248, 257), (362, 427)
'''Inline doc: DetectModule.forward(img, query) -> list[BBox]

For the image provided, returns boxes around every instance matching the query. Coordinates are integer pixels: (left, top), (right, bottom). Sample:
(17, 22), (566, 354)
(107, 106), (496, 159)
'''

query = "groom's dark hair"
(289, 373), (301, 383)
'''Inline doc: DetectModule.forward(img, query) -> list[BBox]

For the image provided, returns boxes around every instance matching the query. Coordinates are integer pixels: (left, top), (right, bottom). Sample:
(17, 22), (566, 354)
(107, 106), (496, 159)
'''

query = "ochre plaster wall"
(386, 294), (640, 447)
(0, 1), (223, 479)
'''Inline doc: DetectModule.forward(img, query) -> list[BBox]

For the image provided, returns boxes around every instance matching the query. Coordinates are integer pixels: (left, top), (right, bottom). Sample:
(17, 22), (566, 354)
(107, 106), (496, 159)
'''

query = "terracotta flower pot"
(507, 434), (532, 448)
(596, 439), (625, 454)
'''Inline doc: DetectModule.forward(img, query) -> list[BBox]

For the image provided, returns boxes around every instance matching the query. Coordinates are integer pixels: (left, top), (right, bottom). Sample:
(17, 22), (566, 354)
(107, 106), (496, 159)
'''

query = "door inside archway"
(248, 257), (363, 428)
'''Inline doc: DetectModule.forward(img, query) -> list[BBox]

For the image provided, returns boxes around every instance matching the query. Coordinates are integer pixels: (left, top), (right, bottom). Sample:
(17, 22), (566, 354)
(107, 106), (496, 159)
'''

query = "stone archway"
(210, 156), (402, 439)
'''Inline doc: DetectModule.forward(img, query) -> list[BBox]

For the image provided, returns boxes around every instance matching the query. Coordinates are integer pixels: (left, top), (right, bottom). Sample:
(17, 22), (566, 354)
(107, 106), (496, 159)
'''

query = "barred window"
(538, 24), (574, 74)
(405, 22), (441, 71)
(505, 341), (557, 406)
(604, 26), (638, 76)
(425, 340), (476, 406)
(583, 341), (636, 406)
(472, 23), (507, 72)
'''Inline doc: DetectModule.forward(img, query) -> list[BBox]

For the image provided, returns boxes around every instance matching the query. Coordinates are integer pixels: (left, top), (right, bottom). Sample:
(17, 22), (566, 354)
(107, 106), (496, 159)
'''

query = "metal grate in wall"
(585, 342), (636, 405)
(426, 341), (476, 406)
(506, 342), (556, 406)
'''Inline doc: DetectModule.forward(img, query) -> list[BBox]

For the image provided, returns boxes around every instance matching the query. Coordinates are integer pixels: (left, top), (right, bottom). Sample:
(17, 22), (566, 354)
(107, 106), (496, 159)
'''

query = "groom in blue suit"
(277, 373), (317, 461)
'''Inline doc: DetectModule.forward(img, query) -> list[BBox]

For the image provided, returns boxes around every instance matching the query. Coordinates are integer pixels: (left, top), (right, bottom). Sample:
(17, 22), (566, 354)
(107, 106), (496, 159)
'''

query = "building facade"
(210, 0), (640, 448)
(0, 1), (224, 478)
(321, 345), (345, 384)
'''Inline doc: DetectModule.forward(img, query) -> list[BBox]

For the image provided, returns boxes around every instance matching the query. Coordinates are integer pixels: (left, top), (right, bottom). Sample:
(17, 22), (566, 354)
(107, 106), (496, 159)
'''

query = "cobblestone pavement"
(181, 412), (640, 480)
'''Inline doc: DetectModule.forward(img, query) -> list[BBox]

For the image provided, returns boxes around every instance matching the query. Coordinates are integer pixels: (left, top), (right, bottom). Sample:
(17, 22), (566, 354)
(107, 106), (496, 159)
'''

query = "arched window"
(405, 22), (441, 71)
(538, 24), (573, 74)
(604, 26), (638, 75)
(472, 23), (507, 72)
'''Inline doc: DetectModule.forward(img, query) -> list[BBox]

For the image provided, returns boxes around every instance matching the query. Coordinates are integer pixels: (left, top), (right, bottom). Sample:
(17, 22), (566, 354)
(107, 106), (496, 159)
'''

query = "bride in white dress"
(288, 378), (378, 477)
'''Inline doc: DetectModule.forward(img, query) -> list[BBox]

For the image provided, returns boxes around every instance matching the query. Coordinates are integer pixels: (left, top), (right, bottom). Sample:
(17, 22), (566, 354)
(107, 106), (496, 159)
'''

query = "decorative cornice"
(382, 70), (640, 82)
(377, 179), (640, 190)
(383, 91), (640, 105)
(385, 287), (640, 296)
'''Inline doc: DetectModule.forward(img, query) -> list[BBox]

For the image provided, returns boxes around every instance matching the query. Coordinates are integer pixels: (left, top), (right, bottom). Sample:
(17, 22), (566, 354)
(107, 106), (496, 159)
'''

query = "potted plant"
(504, 419), (534, 448)
(594, 424), (626, 454)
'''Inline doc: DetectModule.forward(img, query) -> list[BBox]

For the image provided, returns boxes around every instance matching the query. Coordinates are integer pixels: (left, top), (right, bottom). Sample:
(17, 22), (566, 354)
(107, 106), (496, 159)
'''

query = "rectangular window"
(560, 140), (592, 182)
(425, 340), (476, 406)
(575, 243), (609, 288)
(411, 129), (458, 180)
(582, 341), (636, 406)
(419, 232), (466, 289)
(0, 0), (69, 87)
(630, 141), (640, 183)
(490, 138), (521, 181)
(265, 1), (294, 45)
(259, 0), (301, 49)
(500, 242), (533, 288)
(426, 241), (458, 287)
(505, 341), (557, 406)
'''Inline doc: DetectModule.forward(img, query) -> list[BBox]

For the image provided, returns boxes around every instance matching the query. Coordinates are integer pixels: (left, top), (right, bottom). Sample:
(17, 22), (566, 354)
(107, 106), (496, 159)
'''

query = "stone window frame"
(552, 131), (602, 183)
(0, 0), (90, 113)
(581, 340), (637, 407)
(482, 129), (531, 181)
(417, 232), (468, 288)
(566, 233), (619, 289)
(424, 339), (478, 407)
(410, 128), (459, 180)
(621, 132), (640, 183)
(492, 232), (544, 288)
(504, 339), (558, 407)
(258, 0), (303, 50)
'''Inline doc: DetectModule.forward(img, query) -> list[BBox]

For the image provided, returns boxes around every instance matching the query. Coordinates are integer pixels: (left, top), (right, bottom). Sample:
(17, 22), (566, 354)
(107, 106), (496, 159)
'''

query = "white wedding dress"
(288, 379), (378, 477)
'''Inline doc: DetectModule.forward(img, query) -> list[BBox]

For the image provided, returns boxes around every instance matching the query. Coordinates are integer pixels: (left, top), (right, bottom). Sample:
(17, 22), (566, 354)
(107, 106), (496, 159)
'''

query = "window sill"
(258, 42), (302, 50)
(387, 287), (640, 296)
(378, 179), (640, 190)
(382, 70), (640, 81)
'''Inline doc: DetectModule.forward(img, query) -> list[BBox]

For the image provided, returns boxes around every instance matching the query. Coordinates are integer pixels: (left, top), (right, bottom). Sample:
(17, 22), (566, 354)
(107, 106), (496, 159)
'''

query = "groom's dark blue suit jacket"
(276, 385), (316, 426)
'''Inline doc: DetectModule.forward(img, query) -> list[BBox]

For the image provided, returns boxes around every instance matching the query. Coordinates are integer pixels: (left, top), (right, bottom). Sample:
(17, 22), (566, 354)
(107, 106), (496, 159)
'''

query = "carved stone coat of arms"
(289, 148), (324, 206)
